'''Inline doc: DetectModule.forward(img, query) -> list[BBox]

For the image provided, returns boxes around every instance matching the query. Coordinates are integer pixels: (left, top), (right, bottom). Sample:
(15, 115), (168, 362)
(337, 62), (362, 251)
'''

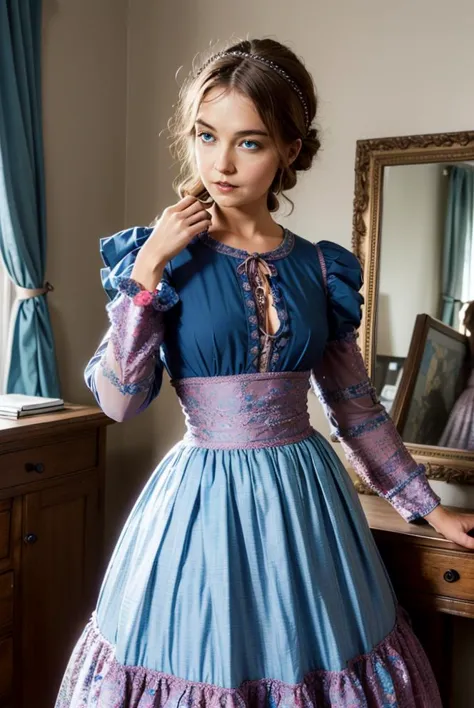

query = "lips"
(216, 182), (236, 187)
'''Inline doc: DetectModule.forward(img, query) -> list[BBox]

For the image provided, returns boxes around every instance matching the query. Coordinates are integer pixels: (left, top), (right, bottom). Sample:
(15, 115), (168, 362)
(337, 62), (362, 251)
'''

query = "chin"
(211, 191), (241, 202)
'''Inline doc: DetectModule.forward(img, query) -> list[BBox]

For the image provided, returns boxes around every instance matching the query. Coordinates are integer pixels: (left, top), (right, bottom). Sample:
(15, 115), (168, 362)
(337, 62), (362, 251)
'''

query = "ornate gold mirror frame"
(352, 130), (474, 486)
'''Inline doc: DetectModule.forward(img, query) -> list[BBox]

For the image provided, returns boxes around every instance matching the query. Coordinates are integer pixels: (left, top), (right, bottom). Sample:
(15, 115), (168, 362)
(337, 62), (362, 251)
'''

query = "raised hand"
(131, 195), (212, 291)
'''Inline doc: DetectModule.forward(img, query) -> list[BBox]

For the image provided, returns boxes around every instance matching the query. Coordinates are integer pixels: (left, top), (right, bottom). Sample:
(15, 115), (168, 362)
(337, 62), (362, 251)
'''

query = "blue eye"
(198, 132), (214, 143)
(196, 132), (261, 150)
(242, 140), (260, 150)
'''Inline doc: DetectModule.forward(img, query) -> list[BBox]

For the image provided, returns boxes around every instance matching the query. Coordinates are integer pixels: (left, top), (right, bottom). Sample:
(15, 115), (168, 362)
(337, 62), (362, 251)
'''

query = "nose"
(214, 145), (236, 176)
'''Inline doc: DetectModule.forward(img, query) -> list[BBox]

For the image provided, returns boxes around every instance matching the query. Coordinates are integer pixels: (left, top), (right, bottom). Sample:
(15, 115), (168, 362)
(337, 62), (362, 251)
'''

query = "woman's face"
(193, 87), (299, 208)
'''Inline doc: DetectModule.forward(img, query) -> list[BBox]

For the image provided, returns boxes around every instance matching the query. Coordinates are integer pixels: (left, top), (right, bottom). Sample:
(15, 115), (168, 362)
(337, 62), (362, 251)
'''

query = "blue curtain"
(441, 166), (474, 327)
(0, 0), (60, 397)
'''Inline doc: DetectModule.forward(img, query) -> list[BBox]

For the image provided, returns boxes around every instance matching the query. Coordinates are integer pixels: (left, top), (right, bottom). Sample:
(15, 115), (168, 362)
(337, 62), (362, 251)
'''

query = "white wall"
(41, 0), (128, 545)
(377, 164), (446, 358)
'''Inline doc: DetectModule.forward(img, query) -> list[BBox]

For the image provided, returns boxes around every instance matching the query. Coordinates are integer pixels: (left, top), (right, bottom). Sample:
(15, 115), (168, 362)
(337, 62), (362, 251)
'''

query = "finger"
(186, 210), (212, 227)
(455, 532), (474, 550)
(460, 515), (474, 532)
(174, 194), (198, 211)
(180, 199), (211, 218)
(186, 218), (212, 237)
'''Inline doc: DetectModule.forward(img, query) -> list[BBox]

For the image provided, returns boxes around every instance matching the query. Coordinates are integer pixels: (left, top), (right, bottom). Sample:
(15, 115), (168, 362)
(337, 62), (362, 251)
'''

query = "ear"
(286, 139), (302, 167)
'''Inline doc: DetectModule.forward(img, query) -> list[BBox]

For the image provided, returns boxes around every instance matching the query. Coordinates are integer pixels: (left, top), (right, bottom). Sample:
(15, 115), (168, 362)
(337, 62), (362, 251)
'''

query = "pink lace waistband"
(171, 371), (314, 449)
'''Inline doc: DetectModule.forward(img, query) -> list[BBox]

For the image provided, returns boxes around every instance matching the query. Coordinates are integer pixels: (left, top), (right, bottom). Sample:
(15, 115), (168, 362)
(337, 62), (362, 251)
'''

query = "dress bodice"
(85, 223), (441, 524)
(99, 225), (363, 381)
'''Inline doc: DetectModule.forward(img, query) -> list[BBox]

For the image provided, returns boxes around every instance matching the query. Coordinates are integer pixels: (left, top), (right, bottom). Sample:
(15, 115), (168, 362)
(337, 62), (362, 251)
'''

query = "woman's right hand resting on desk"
(424, 505), (474, 550)
(131, 195), (212, 291)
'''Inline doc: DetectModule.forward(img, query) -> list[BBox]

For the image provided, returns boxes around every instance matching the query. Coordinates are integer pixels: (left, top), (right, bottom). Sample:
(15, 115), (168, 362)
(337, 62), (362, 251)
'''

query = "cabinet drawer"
(0, 636), (12, 699)
(382, 543), (474, 601)
(0, 434), (97, 491)
(0, 574), (13, 631)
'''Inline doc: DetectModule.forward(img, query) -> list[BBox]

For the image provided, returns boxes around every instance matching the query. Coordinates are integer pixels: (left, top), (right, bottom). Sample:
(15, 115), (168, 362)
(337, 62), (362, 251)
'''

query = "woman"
(56, 37), (474, 707)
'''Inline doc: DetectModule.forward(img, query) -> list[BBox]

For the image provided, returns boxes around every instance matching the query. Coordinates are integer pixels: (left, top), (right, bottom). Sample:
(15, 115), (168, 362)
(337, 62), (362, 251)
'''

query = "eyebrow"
(195, 118), (269, 137)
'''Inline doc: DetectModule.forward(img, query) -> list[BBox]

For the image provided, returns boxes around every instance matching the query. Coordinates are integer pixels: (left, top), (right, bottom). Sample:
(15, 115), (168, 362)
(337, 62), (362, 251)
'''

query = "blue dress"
(56, 226), (442, 707)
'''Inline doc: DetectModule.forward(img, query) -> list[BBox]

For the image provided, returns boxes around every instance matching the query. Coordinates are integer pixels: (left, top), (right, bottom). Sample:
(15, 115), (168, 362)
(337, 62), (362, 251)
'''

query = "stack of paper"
(0, 394), (64, 420)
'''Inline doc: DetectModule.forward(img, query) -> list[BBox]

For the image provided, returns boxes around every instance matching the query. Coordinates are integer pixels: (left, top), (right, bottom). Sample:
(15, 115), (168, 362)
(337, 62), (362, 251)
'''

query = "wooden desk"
(0, 404), (112, 708)
(360, 494), (474, 705)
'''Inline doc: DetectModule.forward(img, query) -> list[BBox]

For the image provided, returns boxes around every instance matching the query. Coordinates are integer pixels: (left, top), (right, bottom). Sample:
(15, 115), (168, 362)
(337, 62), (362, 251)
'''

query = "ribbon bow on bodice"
(237, 253), (279, 339)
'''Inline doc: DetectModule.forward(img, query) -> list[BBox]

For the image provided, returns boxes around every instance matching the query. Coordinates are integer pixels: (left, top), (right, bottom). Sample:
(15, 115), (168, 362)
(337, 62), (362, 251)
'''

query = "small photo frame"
(391, 314), (469, 446)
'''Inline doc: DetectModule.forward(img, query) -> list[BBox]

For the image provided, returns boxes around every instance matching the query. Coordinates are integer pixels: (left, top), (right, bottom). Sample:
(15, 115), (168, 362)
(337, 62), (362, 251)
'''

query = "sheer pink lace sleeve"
(312, 240), (441, 523)
(311, 333), (441, 522)
(84, 276), (179, 422)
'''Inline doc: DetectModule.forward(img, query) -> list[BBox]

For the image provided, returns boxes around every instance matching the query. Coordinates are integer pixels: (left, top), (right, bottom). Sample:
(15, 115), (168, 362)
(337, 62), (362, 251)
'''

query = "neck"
(208, 201), (282, 243)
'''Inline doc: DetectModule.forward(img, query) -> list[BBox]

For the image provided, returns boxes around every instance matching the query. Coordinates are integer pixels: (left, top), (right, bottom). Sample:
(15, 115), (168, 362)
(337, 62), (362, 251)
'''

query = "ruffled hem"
(55, 606), (441, 707)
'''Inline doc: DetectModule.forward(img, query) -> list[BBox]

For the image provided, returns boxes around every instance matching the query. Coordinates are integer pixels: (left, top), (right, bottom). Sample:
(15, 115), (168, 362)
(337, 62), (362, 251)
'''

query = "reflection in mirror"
(375, 162), (474, 450)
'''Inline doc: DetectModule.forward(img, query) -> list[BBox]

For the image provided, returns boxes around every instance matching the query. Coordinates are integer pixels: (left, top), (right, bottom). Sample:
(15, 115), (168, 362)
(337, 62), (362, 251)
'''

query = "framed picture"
(391, 314), (469, 446)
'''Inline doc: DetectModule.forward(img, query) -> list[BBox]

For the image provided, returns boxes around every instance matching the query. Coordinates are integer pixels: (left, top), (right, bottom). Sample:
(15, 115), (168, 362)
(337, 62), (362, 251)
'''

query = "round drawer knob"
(25, 462), (45, 474)
(443, 569), (460, 583)
(24, 533), (38, 545)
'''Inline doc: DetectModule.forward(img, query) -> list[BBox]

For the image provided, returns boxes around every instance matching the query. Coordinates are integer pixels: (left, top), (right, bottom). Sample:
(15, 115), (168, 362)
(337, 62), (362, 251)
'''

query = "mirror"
(352, 131), (474, 485)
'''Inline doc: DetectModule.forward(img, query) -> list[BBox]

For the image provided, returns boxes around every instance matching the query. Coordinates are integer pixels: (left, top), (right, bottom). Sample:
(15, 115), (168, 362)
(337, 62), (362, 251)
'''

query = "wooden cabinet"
(360, 494), (474, 707)
(0, 405), (111, 708)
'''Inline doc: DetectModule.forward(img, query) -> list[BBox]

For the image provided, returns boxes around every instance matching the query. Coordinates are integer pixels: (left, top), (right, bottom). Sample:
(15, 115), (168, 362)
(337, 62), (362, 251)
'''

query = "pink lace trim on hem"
(55, 605), (442, 707)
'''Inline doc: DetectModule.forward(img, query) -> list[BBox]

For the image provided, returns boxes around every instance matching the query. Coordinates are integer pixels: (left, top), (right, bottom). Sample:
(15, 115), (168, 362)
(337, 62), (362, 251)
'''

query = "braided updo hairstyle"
(168, 37), (321, 214)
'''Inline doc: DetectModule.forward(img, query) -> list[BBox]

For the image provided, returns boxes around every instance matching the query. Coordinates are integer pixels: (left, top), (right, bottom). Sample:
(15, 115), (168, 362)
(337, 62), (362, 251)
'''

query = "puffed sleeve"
(84, 226), (179, 422)
(311, 241), (441, 523)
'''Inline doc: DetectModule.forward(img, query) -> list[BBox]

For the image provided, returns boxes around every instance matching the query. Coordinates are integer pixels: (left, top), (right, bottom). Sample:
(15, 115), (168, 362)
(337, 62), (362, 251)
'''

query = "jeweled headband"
(196, 50), (310, 132)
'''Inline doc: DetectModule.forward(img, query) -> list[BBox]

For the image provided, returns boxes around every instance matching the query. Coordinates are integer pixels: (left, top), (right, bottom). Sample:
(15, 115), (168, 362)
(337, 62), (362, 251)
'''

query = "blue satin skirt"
(96, 430), (396, 689)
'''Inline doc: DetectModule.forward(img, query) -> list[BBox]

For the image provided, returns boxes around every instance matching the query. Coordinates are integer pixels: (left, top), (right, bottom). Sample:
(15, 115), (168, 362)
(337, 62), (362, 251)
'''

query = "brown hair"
(463, 301), (474, 329)
(463, 301), (474, 358)
(167, 37), (321, 214)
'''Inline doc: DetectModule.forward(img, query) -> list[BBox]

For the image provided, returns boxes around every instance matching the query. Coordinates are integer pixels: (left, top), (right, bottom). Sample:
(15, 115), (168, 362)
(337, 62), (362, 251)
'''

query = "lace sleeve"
(85, 277), (178, 421)
(311, 332), (441, 522)
(311, 240), (441, 523)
